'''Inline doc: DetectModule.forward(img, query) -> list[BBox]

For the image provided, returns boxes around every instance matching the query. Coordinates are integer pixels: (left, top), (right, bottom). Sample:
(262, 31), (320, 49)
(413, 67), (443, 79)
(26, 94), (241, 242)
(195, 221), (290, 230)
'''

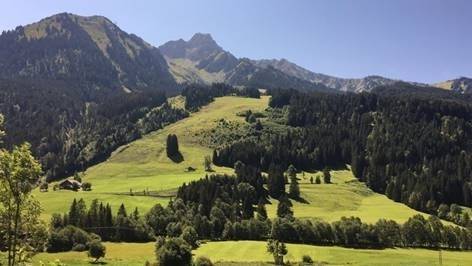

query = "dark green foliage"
(194, 256), (214, 266)
(155, 237), (192, 266)
(213, 85), (472, 219)
(323, 168), (331, 184)
(166, 134), (180, 159)
(287, 165), (300, 199)
(81, 182), (92, 191)
(182, 83), (234, 111)
(143, 171), (472, 250)
(0, 79), (185, 181)
(268, 164), (286, 199)
(302, 255), (314, 265)
(47, 225), (93, 252)
(54, 198), (154, 242)
(276, 195), (293, 218)
(88, 240), (106, 262)
(236, 87), (261, 98)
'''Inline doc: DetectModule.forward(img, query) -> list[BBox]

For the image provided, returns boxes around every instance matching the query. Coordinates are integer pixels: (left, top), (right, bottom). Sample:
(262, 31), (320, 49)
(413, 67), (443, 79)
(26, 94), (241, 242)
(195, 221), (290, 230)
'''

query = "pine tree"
(132, 207), (140, 220)
(323, 167), (331, 184)
(256, 199), (268, 221)
(287, 165), (300, 199)
(268, 164), (285, 199)
(276, 195), (293, 218)
(166, 134), (180, 157)
(117, 203), (127, 217)
(68, 198), (79, 226)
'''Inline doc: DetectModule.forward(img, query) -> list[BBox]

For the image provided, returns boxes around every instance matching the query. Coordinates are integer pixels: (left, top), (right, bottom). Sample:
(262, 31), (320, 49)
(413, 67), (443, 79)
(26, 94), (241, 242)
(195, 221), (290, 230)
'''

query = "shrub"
(194, 256), (214, 266)
(155, 237), (192, 266)
(301, 255), (313, 265)
(82, 182), (92, 191)
(88, 240), (106, 262)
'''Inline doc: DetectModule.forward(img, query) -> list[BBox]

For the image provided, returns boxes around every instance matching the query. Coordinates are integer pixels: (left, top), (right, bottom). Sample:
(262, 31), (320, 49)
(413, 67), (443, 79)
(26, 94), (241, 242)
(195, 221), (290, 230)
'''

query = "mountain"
(253, 58), (401, 92)
(0, 13), (176, 95)
(160, 33), (401, 93)
(433, 77), (472, 94)
(0, 13), (182, 180)
(159, 33), (332, 92)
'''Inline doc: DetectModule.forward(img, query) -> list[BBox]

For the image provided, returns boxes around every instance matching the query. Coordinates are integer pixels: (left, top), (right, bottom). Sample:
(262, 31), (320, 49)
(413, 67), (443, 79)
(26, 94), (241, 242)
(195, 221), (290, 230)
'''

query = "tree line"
(213, 84), (472, 224)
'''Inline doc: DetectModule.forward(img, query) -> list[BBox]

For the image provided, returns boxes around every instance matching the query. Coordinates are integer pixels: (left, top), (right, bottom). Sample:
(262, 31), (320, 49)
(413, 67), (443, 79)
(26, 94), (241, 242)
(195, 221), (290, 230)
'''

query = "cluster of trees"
(182, 83), (234, 111)
(235, 87), (261, 98)
(146, 168), (472, 250)
(51, 199), (153, 243)
(0, 79), (188, 182)
(213, 85), (472, 219)
(182, 83), (261, 112)
(270, 215), (472, 250)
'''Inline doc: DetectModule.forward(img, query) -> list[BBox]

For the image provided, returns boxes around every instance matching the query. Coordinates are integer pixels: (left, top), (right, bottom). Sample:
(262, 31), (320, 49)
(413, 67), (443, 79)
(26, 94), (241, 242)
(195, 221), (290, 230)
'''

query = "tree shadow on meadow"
(168, 152), (184, 163)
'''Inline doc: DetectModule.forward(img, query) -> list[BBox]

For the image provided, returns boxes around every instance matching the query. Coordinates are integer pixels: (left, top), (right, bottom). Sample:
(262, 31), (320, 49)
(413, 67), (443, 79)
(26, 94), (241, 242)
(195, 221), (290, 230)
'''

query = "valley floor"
(28, 241), (472, 265)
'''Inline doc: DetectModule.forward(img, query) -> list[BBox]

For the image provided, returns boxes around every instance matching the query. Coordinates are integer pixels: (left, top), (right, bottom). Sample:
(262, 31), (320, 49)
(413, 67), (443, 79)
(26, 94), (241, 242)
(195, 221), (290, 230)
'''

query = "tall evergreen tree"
(287, 165), (300, 199)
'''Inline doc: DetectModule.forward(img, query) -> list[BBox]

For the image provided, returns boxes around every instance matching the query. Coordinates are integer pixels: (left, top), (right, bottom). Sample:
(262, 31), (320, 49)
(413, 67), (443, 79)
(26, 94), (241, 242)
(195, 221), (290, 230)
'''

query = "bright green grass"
(194, 241), (472, 266)
(266, 169), (438, 224)
(31, 242), (155, 266)
(28, 240), (472, 265)
(34, 96), (270, 218)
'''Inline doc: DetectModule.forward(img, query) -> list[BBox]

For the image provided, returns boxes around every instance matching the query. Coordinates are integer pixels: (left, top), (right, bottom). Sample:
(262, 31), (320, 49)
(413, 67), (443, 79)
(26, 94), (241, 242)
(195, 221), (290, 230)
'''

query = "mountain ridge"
(0, 12), (177, 95)
(160, 33), (403, 92)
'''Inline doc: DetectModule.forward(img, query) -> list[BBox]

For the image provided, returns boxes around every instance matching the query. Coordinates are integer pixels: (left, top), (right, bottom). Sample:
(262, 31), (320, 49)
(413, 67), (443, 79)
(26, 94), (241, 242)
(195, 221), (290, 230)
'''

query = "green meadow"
(34, 96), (269, 218)
(30, 95), (471, 265)
(266, 169), (432, 224)
(194, 241), (472, 266)
(35, 95), (445, 223)
(30, 240), (472, 265)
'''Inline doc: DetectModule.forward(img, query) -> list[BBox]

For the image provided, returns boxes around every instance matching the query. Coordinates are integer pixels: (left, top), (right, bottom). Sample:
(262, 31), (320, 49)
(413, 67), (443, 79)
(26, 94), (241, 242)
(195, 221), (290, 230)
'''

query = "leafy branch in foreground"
(0, 114), (46, 266)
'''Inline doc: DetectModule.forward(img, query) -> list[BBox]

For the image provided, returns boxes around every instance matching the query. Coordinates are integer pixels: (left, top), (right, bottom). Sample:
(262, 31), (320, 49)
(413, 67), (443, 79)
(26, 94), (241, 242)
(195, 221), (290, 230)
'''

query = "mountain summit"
(159, 33), (331, 92)
(0, 13), (176, 94)
(434, 77), (472, 94)
(160, 33), (401, 92)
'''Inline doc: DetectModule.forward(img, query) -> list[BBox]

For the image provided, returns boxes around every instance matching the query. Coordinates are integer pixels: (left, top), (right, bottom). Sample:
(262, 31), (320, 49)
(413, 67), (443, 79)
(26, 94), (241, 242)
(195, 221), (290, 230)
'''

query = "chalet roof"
(59, 179), (82, 186)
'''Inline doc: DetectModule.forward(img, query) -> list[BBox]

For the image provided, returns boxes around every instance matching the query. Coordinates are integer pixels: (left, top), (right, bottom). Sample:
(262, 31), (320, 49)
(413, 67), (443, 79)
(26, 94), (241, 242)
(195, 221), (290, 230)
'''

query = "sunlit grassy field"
(34, 96), (270, 219)
(31, 242), (155, 266)
(27, 95), (472, 265)
(266, 169), (431, 224)
(30, 241), (472, 265)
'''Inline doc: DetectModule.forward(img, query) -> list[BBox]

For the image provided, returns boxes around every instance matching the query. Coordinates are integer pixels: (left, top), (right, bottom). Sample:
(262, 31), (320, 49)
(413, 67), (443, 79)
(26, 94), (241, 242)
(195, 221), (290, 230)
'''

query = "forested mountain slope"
(0, 13), (176, 94)
(213, 83), (472, 222)
(0, 13), (182, 180)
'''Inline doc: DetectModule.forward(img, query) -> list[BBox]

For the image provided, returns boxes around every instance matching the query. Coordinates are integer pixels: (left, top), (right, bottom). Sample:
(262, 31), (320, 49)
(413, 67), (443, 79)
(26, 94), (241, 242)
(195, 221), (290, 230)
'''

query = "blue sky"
(1, 0), (471, 83)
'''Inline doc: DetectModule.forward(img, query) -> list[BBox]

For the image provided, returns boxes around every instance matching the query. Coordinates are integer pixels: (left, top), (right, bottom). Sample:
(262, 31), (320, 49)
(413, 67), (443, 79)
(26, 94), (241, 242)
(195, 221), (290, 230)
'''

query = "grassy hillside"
(34, 96), (270, 218)
(35, 95), (445, 225)
(266, 169), (429, 223)
(194, 241), (472, 266)
(29, 241), (472, 265)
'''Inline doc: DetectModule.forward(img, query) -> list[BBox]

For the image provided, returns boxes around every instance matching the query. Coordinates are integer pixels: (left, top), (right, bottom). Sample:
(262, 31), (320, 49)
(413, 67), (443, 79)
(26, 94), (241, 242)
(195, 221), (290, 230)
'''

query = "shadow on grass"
(89, 261), (107, 265)
(291, 196), (310, 204)
(168, 152), (184, 163)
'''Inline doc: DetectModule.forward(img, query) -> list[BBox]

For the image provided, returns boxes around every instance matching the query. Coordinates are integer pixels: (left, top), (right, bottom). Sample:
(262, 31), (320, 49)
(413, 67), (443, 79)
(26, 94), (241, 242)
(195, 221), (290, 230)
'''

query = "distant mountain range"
(160, 33), (472, 94)
(0, 13), (470, 95)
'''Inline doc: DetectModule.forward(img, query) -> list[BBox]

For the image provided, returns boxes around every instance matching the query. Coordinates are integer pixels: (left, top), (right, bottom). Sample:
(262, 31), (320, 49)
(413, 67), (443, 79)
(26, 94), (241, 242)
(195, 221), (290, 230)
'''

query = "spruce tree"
(287, 165), (300, 199)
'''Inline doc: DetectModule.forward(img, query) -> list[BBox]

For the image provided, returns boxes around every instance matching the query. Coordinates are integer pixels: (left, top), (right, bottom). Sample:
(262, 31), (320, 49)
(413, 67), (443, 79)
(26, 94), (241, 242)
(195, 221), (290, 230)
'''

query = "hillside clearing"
(34, 96), (269, 218)
(266, 169), (433, 224)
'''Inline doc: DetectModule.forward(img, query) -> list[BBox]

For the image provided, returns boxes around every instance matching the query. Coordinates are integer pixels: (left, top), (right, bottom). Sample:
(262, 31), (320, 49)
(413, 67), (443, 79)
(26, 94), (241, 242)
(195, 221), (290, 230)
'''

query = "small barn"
(58, 179), (82, 191)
